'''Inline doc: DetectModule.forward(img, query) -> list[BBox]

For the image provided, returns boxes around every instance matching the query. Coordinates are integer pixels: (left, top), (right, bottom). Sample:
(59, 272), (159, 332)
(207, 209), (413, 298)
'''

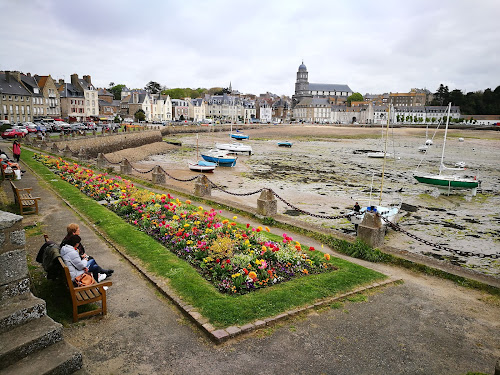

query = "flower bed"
(34, 154), (338, 295)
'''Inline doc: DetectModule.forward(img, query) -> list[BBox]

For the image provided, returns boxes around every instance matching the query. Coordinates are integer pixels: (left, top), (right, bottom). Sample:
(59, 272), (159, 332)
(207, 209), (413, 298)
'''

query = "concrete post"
(357, 211), (385, 248)
(120, 158), (132, 174)
(257, 189), (277, 216)
(51, 143), (59, 153)
(59, 133), (64, 140)
(152, 166), (165, 184)
(0, 211), (29, 300)
(71, 132), (76, 138)
(39, 141), (48, 150)
(194, 175), (211, 197)
(96, 153), (106, 168)
(495, 358), (500, 375)
(62, 145), (72, 158)
(78, 148), (87, 161)
(92, 129), (97, 136)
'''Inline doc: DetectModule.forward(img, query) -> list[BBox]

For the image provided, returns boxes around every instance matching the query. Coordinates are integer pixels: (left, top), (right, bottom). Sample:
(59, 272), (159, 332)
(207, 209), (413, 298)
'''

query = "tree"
(109, 84), (126, 100)
(347, 92), (363, 106)
(145, 81), (162, 94)
(134, 109), (145, 122)
(113, 115), (121, 123)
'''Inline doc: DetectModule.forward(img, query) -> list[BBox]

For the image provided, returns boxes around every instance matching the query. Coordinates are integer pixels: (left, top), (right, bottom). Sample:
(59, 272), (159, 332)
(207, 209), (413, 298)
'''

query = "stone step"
(0, 340), (83, 375)
(0, 315), (63, 370)
(0, 293), (46, 334)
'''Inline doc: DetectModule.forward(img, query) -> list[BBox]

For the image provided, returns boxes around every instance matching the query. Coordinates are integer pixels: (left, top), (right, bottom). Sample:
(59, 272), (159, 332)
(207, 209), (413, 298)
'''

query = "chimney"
(27, 73), (31, 77)
(5, 71), (10, 82)
(70, 73), (79, 87)
(59, 79), (65, 85)
(83, 75), (92, 84)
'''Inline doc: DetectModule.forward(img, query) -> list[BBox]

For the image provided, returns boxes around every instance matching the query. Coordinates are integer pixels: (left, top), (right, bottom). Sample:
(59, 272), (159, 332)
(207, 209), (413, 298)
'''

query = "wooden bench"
(1, 165), (15, 181)
(10, 180), (40, 215)
(58, 257), (113, 322)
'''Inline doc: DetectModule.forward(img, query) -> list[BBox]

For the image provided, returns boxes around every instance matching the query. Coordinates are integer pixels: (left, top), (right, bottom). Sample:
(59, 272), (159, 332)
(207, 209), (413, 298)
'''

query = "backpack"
(36, 240), (62, 280)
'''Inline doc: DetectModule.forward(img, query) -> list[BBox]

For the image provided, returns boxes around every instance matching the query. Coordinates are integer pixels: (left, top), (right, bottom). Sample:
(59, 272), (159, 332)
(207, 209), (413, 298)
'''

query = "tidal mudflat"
(123, 125), (500, 277)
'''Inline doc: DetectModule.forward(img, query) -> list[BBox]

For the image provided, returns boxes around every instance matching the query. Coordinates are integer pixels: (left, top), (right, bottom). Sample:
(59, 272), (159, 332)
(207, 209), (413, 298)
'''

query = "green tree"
(113, 115), (121, 123)
(145, 81), (162, 94)
(108, 84), (126, 100)
(134, 109), (145, 122)
(347, 92), (363, 106)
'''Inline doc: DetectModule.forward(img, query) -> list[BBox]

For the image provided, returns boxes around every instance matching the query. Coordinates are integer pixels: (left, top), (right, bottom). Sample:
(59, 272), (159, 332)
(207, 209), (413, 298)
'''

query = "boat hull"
(201, 154), (237, 167)
(413, 175), (479, 189)
(230, 134), (249, 140)
(348, 205), (400, 226)
(277, 142), (292, 147)
(188, 161), (216, 173)
(216, 142), (252, 155)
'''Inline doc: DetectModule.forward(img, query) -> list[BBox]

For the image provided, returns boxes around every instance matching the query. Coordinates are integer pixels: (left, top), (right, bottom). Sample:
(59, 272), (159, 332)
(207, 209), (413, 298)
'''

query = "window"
(15, 105), (19, 113)
(20, 96), (24, 101)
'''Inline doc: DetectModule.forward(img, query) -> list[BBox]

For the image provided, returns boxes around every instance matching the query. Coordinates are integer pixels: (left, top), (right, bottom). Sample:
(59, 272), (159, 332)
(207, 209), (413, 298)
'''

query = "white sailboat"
(413, 103), (480, 196)
(188, 134), (217, 172)
(349, 105), (401, 227)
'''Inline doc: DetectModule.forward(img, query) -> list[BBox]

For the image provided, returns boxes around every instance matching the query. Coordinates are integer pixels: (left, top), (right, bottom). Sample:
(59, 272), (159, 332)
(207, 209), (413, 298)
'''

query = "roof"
(296, 97), (331, 107)
(0, 73), (32, 96)
(309, 83), (352, 93)
(58, 83), (83, 98)
(20, 74), (43, 96)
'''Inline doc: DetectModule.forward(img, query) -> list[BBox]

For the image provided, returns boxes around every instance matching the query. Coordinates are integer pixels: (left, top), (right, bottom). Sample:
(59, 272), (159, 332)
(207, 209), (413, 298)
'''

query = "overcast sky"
(1, 0), (499, 97)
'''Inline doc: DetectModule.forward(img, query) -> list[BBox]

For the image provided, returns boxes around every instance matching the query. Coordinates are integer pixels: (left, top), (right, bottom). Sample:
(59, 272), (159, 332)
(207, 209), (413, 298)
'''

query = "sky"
(1, 0), (499, 97)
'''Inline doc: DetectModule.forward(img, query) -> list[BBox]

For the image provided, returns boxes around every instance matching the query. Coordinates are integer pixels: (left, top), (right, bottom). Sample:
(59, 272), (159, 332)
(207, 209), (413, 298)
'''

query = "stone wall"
(57, 130), (162, 158)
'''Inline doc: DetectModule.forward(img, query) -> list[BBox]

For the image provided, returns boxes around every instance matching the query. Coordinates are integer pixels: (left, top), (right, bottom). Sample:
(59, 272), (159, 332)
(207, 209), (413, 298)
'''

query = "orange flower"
(248, 271), (257, 280)
(324, 253), (331, 261)
(302, 269), (309, 274)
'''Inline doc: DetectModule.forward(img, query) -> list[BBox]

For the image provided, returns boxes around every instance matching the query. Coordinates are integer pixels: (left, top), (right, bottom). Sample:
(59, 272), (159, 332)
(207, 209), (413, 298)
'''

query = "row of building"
(0, 66), (468, 126)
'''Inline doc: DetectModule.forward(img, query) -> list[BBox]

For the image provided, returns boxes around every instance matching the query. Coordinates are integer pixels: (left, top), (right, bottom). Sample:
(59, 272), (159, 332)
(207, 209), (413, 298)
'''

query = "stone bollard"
(71, 132), (76, 138)
(194, 175), (211, 197)
(120, 158), (132, 174)
(40, 141), (48, 150)
(51, 143), (59, 153)
(495, 358), (500, 375)
(92, 129), (97, 136)
(62, 145), (72, 158)
(78, 148), (87, 161)
(59, 133), (64, 140)
(96, 153), (106, 168)
(357, 211), (385, 248)
(257, 189), (277, 216)
(152, 166), (165, 184)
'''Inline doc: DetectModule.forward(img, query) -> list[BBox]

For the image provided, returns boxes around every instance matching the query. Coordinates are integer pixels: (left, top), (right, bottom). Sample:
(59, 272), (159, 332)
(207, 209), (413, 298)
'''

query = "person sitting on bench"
(60, 234), (112, 283)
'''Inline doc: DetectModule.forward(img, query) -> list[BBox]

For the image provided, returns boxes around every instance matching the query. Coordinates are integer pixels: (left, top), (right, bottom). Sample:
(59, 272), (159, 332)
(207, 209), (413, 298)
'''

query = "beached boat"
(413, 103), (480, 196)
(201, 149), (237, 167)
(230, 132), (249, 140)
(277, 141), (293, 147)
(349, 105), (401, 227)
(188, 160), (217, 172)
(216, 142), (252, 155)
(367, 151), (393, 158)
(189, 133), (217, 172)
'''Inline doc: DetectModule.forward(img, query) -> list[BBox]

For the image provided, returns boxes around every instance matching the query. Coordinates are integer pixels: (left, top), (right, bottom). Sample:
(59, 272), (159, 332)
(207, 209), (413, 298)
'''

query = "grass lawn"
(23, 148), (387, 327)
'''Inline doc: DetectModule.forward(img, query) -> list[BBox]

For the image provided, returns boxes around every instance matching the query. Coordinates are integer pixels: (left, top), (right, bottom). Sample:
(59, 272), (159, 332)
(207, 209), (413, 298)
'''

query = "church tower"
(292, 61), (310, 107)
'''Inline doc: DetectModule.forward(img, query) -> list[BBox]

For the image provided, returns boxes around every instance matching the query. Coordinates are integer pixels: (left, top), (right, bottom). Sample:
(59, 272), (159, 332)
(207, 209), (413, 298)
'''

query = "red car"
(1, 128), (26, 139)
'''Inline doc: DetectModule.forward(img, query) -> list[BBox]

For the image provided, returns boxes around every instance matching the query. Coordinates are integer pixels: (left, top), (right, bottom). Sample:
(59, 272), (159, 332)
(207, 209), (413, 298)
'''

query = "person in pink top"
(12, 140), (21, 162)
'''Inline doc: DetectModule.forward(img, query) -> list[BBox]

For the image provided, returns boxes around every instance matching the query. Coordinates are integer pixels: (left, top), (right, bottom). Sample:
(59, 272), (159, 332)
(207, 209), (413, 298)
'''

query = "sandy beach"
(107, 125), (500, 277)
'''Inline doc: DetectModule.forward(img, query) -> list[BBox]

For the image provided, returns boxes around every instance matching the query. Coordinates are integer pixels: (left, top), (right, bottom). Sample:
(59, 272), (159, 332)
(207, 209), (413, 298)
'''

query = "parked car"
(12, 125), (29, 135)
(1, 128), (26, 139)
(22, 122), (38, 133)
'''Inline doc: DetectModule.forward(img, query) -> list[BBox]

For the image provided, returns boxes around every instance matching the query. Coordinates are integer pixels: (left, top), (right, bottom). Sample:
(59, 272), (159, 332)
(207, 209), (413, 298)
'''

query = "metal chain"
(205, 177), (264, 196)
(158, 166), (200, 182)
(381, 216), (499, 259)
(102, 155), (121, 165)
(131, 165), (156, 174)
(271, 190), (354, 220)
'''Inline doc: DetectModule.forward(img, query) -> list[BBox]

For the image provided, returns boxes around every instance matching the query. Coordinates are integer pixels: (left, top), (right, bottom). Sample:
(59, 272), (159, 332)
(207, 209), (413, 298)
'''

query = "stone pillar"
(152, 166), (165, 184)
(59, 133), (64, 140)
(40, 141), (48, 150)
(51, 143), (59, 153)
(120, 158), (132, 174)
(0, 211), (29, 300)
(96, 153), (106, 168)
(71, 132), (76, 138)
(357, 211), (385, 248)
(92, 129), (97, 136)
(257, 189), (277, 216)
(78, 148), (87, 161)
(194, 175), (211, 197)
(62, 145), (72, 158)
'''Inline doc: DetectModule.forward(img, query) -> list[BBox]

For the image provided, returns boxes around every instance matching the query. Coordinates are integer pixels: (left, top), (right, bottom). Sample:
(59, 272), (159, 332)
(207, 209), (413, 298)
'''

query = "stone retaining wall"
(57, 131), (162, 158)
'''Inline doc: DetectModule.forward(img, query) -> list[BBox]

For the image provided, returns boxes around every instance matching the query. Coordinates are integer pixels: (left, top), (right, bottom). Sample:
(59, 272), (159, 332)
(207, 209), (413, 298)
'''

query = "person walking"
(12, 140), (21, 162)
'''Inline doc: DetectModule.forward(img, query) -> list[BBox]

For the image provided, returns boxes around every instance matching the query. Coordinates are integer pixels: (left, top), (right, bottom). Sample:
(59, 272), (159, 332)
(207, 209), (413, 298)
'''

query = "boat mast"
(439, 102), (452, 175)
(196, 133), (199, 160)
(378, 104), (391, 205)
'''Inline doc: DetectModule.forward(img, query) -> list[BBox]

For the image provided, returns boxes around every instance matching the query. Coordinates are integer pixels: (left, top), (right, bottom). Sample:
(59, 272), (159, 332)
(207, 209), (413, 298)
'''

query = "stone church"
(291, 61), (353, 107)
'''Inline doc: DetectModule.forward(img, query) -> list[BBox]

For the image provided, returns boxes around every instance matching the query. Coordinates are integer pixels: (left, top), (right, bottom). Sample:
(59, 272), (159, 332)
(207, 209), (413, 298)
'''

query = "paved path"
(11, 152), (500, 375)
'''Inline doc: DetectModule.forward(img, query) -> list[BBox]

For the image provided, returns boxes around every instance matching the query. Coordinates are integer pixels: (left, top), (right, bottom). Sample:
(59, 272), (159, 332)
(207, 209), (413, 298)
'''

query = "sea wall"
(57, 131), (162, 158)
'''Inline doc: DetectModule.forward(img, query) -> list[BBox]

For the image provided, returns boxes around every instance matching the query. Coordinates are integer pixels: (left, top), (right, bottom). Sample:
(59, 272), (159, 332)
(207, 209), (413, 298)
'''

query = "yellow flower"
(173, 215), (179, 220)
(233, 216), (237, 220)
(265, 226), (270, 232)
(261, 246), (267, 251)
(248, 271), (257, 280)
(184, 223), (190, 227)
(198, 206), (203, 211)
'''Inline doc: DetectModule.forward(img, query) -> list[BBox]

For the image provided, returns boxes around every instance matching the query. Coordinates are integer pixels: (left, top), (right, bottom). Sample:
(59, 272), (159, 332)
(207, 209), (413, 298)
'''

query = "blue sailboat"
(201, 149), (237, 167)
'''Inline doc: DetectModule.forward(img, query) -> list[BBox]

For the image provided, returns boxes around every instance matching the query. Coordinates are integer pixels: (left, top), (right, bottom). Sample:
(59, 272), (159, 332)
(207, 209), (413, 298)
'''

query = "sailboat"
(229, 124), (249, 140)
(349, 105), (401, 226)
(418, 122), (434, 153)
(413, 103), (480, 196)
(188, 134), (217, 172)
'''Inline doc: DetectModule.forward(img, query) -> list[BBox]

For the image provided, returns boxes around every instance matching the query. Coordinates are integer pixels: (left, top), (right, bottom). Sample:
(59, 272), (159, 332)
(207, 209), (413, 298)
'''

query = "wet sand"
(109, 125), (500, 276)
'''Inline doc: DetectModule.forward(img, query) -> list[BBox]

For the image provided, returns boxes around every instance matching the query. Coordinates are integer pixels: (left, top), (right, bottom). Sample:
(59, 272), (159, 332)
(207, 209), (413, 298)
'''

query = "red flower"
(309, 246), (315, 251)
(246, 223), (250, 228)
(226, 259), (230, 264)
(243, 268), (249, 275)
(216, 259), (220, 263)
